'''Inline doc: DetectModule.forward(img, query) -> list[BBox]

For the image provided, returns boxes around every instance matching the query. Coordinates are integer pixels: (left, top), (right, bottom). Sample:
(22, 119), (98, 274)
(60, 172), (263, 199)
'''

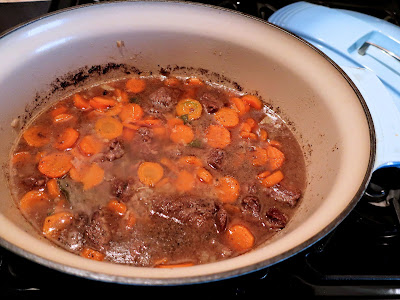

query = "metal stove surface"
(1, 0), (400, 298)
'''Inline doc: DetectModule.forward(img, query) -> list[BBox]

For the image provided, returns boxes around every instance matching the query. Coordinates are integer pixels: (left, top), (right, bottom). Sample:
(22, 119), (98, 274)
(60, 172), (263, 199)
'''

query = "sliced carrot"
(50, 105), (67, 119)
(107, 199), (127, 216)
(19, 190), (49, 214)
(226, 224), (255, 252)
(240, 123), (252, 133)
(12, 151), (31, 164)
(257, 170), (272, 179)
(118, 103), (144, 122)
(138, 162), (164, 186)
(89, 96), (117, 110)
(214, 107), (239, 128)
(245, 118), (257, 129)
(38, 152), (72, 178)
(153, 127), (167, 138)
(167, 117), (184, 129)
(164, 77), (181, 87)
(114, 88), (129, 103)
(73, 94), (91, 110)
(185, 77), (204, 86)
(121, 127), (136, 141)
(175, 170), (195, 192)
(47, 178), (61, 198)
(251, 147), (268, 166)
(54, 127), (79, 150)
(266, 146), (285, 170)
(259, 129), (268, 141)
(261, 170), (284, 188)
(205, 125), (231, 149)
(126, 78), (146, 93)
(95, 117), (123, 140)
(53, 113), (75, 123)
(178, 155), (203, 167)
(240, 131), (257, 140)
(176, 98), (202, 120)
(170, 124), (194, 144)
(196, 167), (213, 183)
(23, 125), (51, 147)
(156, 262), (194, 268)
(268, 140), (282, 148)
(78, 135), (103, 156)
(241, 95), (263, 110)
(80, 247), (105, 261)
(42, 212), (73, 238)
(124, 211), (137, 230)
(69, 163), (90, 182)
(216, 176), (240, 203)
(102, 102), (123, 116)
(81, 163), (104, 190)
(160, 157), (179, 174)
(230, 97), (250, 116)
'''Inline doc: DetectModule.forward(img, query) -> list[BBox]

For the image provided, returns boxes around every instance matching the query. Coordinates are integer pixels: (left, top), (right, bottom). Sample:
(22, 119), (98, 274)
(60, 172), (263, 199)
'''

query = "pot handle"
(341, 66), (400, 170)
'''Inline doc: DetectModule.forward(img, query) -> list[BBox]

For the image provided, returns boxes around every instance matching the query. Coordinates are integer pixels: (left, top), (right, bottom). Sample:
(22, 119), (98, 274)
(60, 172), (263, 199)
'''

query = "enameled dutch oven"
(0, 1), (399, 285)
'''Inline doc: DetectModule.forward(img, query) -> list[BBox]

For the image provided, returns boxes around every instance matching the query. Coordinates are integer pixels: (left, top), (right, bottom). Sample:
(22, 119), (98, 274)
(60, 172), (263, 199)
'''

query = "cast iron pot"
(0, 1), (399, 285)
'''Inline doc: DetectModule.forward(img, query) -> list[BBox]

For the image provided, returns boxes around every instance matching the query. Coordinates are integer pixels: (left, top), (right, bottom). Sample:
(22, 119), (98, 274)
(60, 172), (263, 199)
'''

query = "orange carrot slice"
(170, 124), (194, 144)
(95, 117), (123, 140)
(54, 127), (79, 150)
(214, 107), (239, 128)
(226, 224), (255, 252)
(42, 212), (73, 238)
(126, 78), (146, 93)
(205, 125), (231, 149)
(23, 125), (51, 148)
(138, 162), (164, 186)
(216, 176), (240, 203)
(38, 152), (72, 178)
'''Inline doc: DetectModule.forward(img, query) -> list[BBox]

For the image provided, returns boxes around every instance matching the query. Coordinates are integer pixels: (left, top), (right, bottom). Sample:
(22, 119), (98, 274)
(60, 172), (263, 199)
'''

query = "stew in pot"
(9, 76), (306, 267)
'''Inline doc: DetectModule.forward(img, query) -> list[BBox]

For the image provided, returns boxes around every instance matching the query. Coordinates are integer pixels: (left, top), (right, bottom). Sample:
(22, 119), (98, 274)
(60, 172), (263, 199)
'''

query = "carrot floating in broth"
(214, 107), (239, 128)
(126, 78), (146, 93)
(241, 95), (263, 110)
(95, 116), (123, 140)
(170, 124), (194, 144)
(205, 125), (231, 148)
(54, 127), (79, 150)
(226, 224), (255, 252)
(81, 247), (105, 261)
(42, 212), (73, 238)
(138, 162), (164, 186)
(23, 125), (50, 147)
(38, 152), (72, 178)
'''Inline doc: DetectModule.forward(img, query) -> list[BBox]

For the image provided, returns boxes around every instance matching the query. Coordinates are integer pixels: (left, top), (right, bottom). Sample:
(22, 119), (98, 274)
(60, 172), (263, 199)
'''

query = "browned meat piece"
(241, 195), (261, 217)
(102, 139), (124, 162)
(151, 196), (218, 231)
(136, 127), (153, 143)
(84, 209), (113, 249)
(20, 176), (47, 188)
(199, 92), (224, 113)
(265, 207), (288, 230)
(265, 183), (301, 207)
(215, 203), (228, 232)
(148, 87), (181, 112)
(110, 178), (135, 202)
(58, 211), (89, 251)
(207, 148), (225, 170)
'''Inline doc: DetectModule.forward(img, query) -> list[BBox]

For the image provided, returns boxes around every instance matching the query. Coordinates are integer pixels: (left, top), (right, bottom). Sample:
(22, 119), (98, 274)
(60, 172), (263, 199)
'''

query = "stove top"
(1, 0), (400, 298)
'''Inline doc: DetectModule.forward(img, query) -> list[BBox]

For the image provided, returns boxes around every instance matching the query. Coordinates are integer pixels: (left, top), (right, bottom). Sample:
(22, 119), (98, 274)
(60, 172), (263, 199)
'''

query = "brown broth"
(9, 76), (306, 267)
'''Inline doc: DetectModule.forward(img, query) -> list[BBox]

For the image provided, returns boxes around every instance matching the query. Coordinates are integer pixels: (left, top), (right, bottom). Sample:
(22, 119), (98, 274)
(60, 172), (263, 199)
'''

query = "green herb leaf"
(188, 139), (202, 148)
(129, 97), (140, 104)
(178, 114), (189, 124)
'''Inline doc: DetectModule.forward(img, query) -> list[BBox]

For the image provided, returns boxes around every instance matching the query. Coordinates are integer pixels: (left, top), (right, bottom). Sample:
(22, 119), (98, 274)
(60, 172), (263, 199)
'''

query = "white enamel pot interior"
(0, 2), (374, 284)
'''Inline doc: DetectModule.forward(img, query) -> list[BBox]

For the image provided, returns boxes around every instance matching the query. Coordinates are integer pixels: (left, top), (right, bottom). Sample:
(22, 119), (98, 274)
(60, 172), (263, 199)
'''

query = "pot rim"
(0, 0), (376, 285)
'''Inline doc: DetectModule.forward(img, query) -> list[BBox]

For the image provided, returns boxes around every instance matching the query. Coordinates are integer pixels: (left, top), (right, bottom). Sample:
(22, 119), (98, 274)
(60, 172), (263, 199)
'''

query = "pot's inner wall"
(0, 2), (372, 281)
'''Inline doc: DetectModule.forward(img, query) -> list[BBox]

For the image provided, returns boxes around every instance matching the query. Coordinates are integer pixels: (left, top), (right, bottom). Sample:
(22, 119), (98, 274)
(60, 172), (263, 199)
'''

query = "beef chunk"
(199, 92), (224, 113)
(241, 195), (261, 217)
(110, 178), (135, 202)
(102, 139), (124, 162)
(136, 127), (153, 143)
(265, 207), (288, 230)
(85, 209), (113, 249)
(151, 196), (219, 231)
(148, 87), (181, 112)
(207, 148), (225, 170)
(20, 176), (47, 189)
(215, 203), (228, 232)
(265, 183), (301, 207)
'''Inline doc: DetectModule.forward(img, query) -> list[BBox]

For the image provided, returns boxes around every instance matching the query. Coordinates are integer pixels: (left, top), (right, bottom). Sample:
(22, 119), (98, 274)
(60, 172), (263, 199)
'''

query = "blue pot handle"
(341, 66), (400, 170)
